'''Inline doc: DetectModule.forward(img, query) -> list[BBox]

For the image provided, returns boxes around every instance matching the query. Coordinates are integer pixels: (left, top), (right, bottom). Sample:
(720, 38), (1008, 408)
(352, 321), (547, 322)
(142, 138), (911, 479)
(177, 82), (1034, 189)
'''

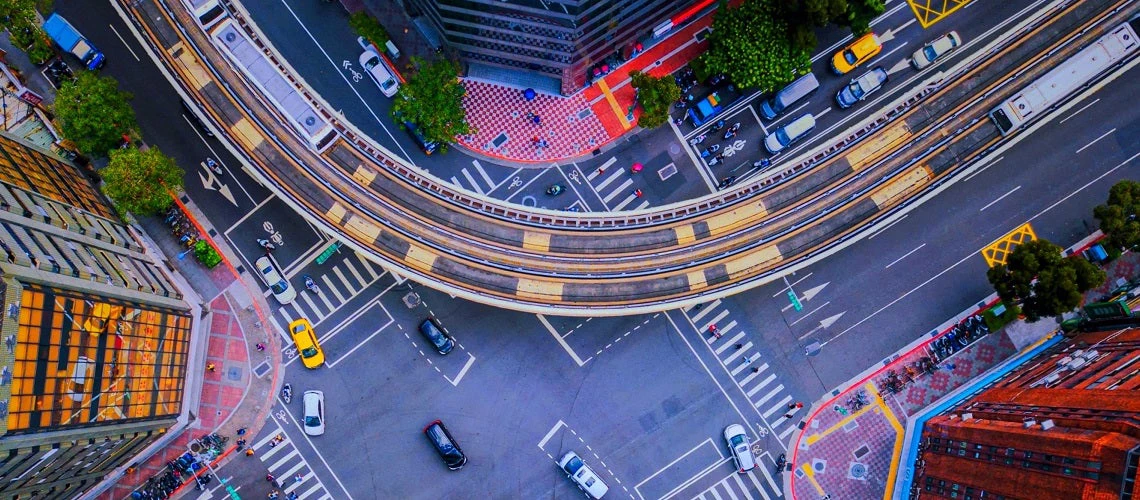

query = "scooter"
(700, 144), (720, 158)
(775, 453), (787, 473)
(546, 184), (566, 196)
(710, 119), (726, 132)
(256, 238), (276, 252)
(205, 158), (222, 175)
(302, 275), (320, 294)
(281, 384), (293, 404)
(688, 133), (707, 145)
(752, 158), (771, 169)
(717, 175), (737, 189)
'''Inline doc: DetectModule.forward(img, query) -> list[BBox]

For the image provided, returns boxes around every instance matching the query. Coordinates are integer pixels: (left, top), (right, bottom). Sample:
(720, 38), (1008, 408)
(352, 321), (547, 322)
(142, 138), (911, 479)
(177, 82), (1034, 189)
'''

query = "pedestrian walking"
(734, 343), (743, 350)
(943, 363), (957, 371)
(633, 188), (643, 198)
(598, 168), (605, 175)
(743, 355), (753, 364)
(630, 162), (643, 174)
(783, 413), (793, 419)
(788, 402), (804, 409)
(246, 448), (255, 456)
(752, 367), (760, 373)
(206, 362), (216, 372)
(532, 114), (542, 125)
(294, 473), (303, 483)
(266, 473), (275, 483)
(255, 343), (265, 352)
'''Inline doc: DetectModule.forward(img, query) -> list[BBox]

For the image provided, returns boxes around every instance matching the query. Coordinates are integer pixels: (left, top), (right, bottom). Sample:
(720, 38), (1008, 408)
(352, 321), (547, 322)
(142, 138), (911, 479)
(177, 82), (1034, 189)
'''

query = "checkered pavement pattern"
(456, 80), (610, 162)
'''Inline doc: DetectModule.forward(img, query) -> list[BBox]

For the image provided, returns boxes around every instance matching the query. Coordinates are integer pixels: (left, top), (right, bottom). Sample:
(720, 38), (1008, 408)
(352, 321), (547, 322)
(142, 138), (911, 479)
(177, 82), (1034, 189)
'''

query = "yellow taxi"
(831, 33), (882, 74)
(288, 318), (325, 369)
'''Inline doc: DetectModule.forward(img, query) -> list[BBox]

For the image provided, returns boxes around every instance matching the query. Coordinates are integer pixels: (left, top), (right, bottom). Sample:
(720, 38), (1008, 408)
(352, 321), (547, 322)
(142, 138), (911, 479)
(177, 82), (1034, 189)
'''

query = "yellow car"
(831, 33), (882, 74)
(289, 318), (325, 369)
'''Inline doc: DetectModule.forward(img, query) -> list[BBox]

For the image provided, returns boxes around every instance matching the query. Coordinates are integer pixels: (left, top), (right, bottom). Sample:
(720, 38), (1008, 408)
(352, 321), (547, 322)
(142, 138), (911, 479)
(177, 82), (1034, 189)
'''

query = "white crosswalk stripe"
(271, 252), (387, 340)
(683, 301), (801, 431)
(692, 468), (780, 500)
(449, 160), (502, 194)
(249, 423), (332, 500)
(586, 157), (652, 212)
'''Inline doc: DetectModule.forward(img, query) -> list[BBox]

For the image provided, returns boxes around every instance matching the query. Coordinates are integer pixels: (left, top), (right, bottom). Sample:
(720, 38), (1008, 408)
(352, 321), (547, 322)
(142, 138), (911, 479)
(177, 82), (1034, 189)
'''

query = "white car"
(912, 31), (961, 70)
(724, 424), (756, 473)
(559, 451), (609, 499)
(254, 256), (295, 305)
(302, 390), (325, 436)
(358, 49), (399, 97)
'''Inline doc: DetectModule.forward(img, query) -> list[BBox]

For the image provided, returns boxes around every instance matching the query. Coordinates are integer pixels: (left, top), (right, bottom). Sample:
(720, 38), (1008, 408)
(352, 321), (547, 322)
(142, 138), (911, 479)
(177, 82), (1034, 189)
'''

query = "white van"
(760, 73), (819, 120)
(359, 49), (399, 97)
(764, 114), (815, 154)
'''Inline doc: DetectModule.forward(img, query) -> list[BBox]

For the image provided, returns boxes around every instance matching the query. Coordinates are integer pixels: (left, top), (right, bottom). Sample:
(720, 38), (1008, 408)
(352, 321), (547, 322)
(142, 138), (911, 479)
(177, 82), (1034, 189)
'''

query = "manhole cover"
(402, 292), (421, 308)
(849, 462), (867, 479)
(658, 163), (677, 181)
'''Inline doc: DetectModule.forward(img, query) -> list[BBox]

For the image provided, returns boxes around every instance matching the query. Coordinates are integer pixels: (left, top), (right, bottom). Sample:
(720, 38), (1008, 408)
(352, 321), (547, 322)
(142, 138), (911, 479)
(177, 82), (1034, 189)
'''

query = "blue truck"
(42, 13), (105, 70)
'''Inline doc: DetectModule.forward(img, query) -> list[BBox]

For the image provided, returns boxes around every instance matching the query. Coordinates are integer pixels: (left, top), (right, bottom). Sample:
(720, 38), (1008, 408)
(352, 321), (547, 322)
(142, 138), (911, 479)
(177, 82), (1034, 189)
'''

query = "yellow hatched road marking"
(908, 0), (972, 28)
(981, 222), (1036, 267)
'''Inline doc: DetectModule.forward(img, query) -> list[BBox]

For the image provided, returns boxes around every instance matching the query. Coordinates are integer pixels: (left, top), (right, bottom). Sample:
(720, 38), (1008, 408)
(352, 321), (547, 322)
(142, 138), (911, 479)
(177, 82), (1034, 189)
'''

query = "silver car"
(724, 424), (756, 473)
(303, 390), (325, 436)
(912, 31), (961, 70)
(836, 67), (888, 109)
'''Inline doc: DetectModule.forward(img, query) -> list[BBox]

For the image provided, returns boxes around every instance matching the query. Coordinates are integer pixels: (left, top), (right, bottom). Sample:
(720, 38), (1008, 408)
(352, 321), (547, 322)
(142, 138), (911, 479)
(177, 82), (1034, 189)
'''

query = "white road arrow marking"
(877, 18), (915, 44)
(797, 311), (847, 340)
(342, 60), (351, 69)
(887, 58), (911, 75)
(801, 282), (829, 302)
(198, 165), (238, 207)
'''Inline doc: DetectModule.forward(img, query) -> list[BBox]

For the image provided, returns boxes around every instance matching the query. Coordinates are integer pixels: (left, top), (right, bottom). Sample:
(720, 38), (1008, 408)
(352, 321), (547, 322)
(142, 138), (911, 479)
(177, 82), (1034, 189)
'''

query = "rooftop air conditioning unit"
(1057, 356), (1073, 366)
(962, 412), (973, 420)
(1041, 420), (1055, 430)
(1082, 350), (1099, 360)
(1072, 349), (1085, 358)
(1041, 373), (1060, 386)
(1068, 358), (1088, 370)
(1023, 418), (1037, 429)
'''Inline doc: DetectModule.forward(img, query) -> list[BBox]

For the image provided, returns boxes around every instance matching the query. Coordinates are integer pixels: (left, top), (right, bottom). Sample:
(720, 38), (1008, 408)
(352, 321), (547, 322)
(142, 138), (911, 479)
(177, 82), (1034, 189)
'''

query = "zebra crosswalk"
(252, 419), (332, 500)
(448, 159), (513, 195)
(269, 251), (386, 337)
(585, 157), (651, 211)
(692, 466), (782, 500)
(685, 300), (802, 442)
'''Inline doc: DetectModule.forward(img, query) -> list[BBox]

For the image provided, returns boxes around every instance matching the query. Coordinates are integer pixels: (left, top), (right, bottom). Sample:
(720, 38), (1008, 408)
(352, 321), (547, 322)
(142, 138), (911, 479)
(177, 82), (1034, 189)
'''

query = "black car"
(423, 420), (467, 470)
(419, 317), (455, 355)
(402, 120), (439, 155)
(180, 100), (215, 137)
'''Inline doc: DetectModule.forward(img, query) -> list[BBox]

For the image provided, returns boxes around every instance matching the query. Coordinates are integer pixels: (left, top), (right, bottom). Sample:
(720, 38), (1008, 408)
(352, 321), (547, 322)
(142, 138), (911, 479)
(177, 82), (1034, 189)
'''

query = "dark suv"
(423, 420), (467, 470)
(403, 120), (439, 155)
(419, 317), (455, 355)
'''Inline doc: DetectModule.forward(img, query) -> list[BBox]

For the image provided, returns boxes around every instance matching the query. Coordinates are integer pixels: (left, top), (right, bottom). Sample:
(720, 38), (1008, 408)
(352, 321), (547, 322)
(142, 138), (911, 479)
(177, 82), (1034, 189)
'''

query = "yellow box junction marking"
(908, 0), (972, 28)
(521, 231), (551, 252)
(982, 223), (1036, 267)
(516, 278), (564, 300)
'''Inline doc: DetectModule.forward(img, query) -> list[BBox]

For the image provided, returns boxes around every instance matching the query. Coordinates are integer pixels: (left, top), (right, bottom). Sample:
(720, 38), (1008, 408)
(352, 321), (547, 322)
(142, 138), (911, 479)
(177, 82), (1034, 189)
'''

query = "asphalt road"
(54, 0), (1140, 498)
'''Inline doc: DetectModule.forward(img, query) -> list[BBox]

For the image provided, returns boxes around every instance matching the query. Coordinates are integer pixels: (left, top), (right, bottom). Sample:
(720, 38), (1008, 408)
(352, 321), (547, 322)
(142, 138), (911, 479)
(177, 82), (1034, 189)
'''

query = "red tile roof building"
(914, 327), (1140, 499)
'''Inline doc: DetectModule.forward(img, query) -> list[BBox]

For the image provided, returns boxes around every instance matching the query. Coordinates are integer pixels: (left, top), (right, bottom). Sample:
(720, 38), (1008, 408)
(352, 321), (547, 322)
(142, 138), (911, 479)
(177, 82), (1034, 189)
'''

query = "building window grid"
(6, 286), (190, 433)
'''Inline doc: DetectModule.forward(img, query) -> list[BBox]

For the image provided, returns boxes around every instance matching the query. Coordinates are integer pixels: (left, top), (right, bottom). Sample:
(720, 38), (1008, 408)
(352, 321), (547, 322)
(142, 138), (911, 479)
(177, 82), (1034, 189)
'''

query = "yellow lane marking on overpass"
(674, 225), (696, 246)
(352, 165), (377, 185)
(345, 214), (382, 242)
(686, 270), (708, 290)
(522, 232), (551, 252)
(847, 123), (911, 172)
(229, 118), (266, 150)
(908, 0), (972, 28)
(517, 278), (564, 301)
(325, 203), (347, 223)
(725, 245), (782, 277)
(171, 42), (211, 91)
(705, 202), (769, 238)
(404, 244), (439, 273)
(870, 165), (932, 207)
(982, 223), (1035, 267)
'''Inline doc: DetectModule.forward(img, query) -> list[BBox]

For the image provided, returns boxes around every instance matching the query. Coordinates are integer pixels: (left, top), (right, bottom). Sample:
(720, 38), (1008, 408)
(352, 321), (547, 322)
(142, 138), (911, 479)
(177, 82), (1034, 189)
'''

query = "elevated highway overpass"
(117, 0), (1138, 315)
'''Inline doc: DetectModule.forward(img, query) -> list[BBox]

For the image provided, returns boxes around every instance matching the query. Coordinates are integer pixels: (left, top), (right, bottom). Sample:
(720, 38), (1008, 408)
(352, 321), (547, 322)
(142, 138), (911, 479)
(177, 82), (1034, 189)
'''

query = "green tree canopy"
(630, 71), (680, 129)
(349, 11), (389, 47)
(390, 57), (471, 152)
(54, 72), (138, 156)
(1093, 180), (1140, 251)
(101, 147), (184, 217)
(986, 239), (1106, 322)
(777, 0), (885, 50)
(844, 0), (886, 36)
(699, 0), (811, 93)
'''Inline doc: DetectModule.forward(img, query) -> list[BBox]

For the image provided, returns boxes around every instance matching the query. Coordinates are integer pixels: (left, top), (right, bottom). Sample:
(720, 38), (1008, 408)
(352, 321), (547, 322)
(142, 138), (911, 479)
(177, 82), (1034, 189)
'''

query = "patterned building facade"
(406, 0), (699, 95)
(0, 133), (192, 497)
(914, 328), (1140, 499)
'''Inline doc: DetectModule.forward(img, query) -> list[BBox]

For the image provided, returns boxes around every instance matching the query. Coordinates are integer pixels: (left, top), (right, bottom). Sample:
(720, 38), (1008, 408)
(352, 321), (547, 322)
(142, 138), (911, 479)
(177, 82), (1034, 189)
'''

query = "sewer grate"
(253, 359), (271, 378)
(489, 132), (509, 149)
(842, 419), (860, 432)
(658, 163), (677, 181)
(577, 108), (593, 120)
(853, 445), (870, 460)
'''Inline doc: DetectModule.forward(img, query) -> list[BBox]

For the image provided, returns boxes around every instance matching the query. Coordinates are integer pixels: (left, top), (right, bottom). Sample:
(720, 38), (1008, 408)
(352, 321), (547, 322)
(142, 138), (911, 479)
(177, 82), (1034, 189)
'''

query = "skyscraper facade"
(913, 328), (1140, 499)
(407, 0), (699, 95)
(0, 133), (192, 497)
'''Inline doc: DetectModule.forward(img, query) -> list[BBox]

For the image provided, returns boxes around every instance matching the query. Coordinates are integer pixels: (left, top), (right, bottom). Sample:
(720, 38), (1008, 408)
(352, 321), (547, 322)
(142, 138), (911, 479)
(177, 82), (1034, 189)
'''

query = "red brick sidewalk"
(454, 8), (717, 163)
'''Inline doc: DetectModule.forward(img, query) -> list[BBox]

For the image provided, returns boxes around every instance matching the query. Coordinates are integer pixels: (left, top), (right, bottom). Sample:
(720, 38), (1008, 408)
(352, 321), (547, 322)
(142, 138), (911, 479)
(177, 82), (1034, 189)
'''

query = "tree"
(1093, 180), (1140, 251)
(777, 0), (847, 51)
(54, 72), (138, 156)
(390, 57), (471, 152)
(629, 71), (680, 129)
(101, 147), (184, 217)
(986, 239), (1106, 322)
(843, 0), (886, 36)
(349, 11), (389, 48)
(699, 0), (811, 93)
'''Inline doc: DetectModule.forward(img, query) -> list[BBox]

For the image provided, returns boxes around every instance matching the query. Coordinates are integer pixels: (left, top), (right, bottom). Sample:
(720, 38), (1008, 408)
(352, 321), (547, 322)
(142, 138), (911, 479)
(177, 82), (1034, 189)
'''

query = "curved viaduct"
(120, 0), (1133, 315)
